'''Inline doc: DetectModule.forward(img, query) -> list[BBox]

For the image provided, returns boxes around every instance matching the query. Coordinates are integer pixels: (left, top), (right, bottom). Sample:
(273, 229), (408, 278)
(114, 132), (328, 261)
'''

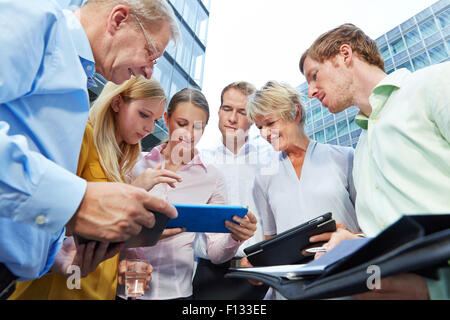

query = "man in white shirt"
(192, 81), (275, 300)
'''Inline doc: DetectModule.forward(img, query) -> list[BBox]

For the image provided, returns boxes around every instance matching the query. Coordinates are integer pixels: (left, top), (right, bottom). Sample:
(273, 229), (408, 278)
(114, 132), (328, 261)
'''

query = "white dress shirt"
(194, 136), (277, 259)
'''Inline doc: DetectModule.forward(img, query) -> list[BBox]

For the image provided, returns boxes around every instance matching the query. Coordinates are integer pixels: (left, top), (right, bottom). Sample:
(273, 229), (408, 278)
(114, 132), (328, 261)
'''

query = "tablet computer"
(124, 211), (170, 248)
(166, 204), (248, 233)
(244, 212), (336, 267)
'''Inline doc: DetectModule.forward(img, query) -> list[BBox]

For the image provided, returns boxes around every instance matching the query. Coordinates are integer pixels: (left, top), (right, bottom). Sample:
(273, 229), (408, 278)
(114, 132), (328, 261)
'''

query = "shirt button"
(86, 65), (93, 71)
(375, 184), (380, 190)
(35, 216), (46, 225)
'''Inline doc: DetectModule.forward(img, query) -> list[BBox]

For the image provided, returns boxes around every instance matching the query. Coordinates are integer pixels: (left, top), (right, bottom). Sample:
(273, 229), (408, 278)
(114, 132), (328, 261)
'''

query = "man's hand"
(354, 273), (430, 300)
(51, 237), (123, 278)
(67, 182), (178, 242)
(225, 211), (258, 242)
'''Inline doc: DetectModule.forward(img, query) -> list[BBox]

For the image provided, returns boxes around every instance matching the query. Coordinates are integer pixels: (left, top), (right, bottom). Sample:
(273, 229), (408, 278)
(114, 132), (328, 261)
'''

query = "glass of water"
(124, 259), (148, 298)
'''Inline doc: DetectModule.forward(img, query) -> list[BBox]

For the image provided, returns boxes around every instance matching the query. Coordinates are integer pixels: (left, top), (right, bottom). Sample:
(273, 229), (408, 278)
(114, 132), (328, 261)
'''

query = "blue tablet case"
(166, 204), (248, 233)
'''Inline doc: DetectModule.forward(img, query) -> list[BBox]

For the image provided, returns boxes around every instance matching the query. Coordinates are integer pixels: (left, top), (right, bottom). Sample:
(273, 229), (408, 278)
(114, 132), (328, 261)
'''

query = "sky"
(197, 0), (438, 149)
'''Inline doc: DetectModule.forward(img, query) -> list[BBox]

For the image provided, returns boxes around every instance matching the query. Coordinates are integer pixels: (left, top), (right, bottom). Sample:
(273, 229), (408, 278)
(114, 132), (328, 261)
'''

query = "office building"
(300, 0), (450, 148)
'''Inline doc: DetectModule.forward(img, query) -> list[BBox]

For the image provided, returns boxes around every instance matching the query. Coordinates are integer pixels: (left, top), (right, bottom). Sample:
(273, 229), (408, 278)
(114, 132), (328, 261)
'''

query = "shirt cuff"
(12, 160), (87, 234)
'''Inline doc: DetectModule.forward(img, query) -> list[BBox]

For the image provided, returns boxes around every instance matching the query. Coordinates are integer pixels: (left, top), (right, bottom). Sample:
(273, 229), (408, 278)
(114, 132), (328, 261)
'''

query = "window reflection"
(428, 43), (448, 64)
(420, 19), (438, 38)
(412, 52), (430, 70)
(437, 8), (450, 29)
(390, 37), (406, 55)
(404, 28), (421, 47)
(314, 130), (325, 143)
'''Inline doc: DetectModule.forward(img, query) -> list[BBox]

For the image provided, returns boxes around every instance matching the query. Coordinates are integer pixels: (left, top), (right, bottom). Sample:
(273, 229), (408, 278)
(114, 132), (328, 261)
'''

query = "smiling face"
(303, 55), (355, 114)
(218, 88), (251, 142)
(165, 101), (209, 156)
(254, 113), (298, 152)
(101, 6), (172, 84)
(113, 96), (165, 145)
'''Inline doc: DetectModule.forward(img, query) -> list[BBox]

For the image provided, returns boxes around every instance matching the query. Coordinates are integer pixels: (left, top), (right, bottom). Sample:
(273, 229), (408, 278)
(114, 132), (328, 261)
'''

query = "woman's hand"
(240, 257), (264, 286)
(159, 228), (186, 240)
(131, 164), (182, 191)
(225, 211), (258, 242)
(51, 236), (123, 278)
(309, 224), (359, 260)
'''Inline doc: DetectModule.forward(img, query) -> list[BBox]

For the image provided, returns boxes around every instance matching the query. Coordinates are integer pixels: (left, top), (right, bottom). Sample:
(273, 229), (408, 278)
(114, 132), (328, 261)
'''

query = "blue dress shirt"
(0, 0), (94, 280)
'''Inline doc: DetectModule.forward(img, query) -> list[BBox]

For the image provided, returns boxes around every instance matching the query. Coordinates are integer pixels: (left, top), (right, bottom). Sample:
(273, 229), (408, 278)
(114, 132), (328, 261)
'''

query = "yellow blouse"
(10, 123), (119, 300)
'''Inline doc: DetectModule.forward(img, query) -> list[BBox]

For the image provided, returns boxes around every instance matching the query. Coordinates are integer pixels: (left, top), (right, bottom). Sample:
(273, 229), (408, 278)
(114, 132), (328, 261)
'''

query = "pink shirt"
(118, 144), (241, 300)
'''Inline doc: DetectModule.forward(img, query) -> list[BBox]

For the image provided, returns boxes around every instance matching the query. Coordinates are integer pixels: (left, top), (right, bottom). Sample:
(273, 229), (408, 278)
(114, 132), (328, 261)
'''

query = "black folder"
(244, 212), (336, 267)
(226, 214), (450, 300)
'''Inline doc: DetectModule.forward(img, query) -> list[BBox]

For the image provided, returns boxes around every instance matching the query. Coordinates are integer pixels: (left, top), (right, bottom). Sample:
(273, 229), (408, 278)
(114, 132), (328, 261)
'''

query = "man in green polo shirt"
(299, 23), (449, 299)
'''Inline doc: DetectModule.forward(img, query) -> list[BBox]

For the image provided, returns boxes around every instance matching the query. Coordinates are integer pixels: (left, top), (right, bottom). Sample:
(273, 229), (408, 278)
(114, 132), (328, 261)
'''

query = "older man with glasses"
(0, 0), (180, 300)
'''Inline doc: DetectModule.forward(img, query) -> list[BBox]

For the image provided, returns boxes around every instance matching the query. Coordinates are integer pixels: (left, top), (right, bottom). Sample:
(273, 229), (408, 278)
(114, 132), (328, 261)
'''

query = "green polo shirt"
(353, 62), (450, 299)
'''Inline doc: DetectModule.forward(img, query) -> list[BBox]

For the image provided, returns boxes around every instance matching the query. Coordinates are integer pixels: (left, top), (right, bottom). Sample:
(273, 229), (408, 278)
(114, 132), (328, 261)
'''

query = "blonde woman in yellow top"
(10, 76), (182, 300)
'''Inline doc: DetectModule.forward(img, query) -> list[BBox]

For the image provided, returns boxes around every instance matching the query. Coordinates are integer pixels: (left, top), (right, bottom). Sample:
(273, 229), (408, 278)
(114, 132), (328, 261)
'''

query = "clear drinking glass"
(124, 259), (148, 298)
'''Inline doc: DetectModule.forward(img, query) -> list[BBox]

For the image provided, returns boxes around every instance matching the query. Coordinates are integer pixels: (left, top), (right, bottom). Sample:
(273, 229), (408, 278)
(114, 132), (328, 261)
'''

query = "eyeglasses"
(131, 11), (161, 64)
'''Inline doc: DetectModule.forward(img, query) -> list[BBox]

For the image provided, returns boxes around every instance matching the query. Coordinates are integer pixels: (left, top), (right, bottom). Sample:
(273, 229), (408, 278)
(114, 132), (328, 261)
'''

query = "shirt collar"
(218, 139), (257, 156)
(355, 68), (411, 130)
(63, 9), (96, 88)
(145, 144), (208, 172)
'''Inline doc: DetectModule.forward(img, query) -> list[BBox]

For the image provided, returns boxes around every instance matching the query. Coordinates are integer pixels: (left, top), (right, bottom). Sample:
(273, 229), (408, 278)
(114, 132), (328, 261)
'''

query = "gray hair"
(247, 80), (306, 127)
(85, 0), (180, 43)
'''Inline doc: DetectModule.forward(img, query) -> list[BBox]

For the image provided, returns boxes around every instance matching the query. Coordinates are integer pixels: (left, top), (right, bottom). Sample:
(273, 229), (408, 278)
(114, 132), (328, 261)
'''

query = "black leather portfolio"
(227, 214), (450, 300)
(244, 212), (336, 266)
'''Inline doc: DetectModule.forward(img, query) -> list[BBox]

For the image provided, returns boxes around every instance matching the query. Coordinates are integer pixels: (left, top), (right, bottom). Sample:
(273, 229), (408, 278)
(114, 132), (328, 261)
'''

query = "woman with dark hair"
(117, 88), (257, 300)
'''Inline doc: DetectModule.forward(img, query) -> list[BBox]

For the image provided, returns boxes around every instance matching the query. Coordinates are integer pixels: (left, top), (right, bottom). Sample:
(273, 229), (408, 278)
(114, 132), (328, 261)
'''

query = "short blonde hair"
(85, 0), (180, 43)
(247, 81), (306, 126)
(89, 76), (166, 182)
(299, 23), (384, 74)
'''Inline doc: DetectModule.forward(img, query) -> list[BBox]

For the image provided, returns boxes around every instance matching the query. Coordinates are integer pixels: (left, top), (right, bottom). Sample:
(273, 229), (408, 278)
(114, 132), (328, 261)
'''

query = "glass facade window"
(338, 134), (350, 145)
(420, 18), (439, 38)
(170, 68), (188, 99)
(397, 60), (414, 71)
(380, 45), (391, 60)
(349, 118), (360, 132)
(324, 114), (334, 126)
(404, 27), (421, 47)
(412, 52), (431, 70)
(305, 110), (313, 125)
(409, 41), (425, 55)
(196, 6), (209, 44)
(183, 0), (198, 31)
(387, 26), (401, 41)
(171, 0), (185, 15)
(429, 42), (449, 63)
(176, 23), (194, 72)
(401, 18), (416, 32)
(325, 125), (336, 140)
(314, 130), (325, 143)
(390, 37), (406, 55)
(190, 41), (205, 85)
(153, 56), (173, 93)
(437, 8), (450, 29)
(312, 107), (322, 122)
(336, 120), (349, 137)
